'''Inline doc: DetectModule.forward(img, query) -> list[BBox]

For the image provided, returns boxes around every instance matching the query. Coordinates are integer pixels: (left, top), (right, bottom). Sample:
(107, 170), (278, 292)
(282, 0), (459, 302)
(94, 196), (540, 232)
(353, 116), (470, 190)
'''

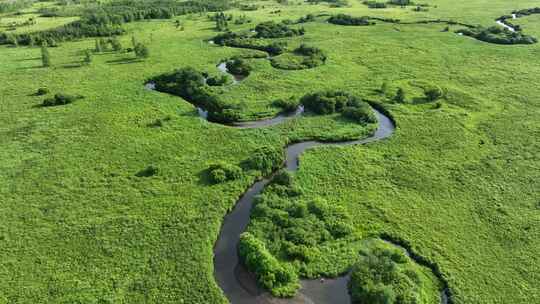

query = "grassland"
(0, 0), (539, 303)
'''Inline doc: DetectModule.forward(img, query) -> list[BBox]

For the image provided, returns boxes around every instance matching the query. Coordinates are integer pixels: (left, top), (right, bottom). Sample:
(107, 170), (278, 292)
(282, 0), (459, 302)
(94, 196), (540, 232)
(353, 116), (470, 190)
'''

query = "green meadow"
(0, 0), (539, 303)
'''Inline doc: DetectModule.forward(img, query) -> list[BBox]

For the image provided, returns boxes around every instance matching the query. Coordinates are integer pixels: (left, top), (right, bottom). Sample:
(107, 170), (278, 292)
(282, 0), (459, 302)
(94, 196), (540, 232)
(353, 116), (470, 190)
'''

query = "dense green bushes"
(363, 1), (387, 9)
(243, 170), (355, 295)
(149, 67), (241, 123)
(328, 14), (375, 26)
(457, 26), (537, 45)
(213, 31), (287, 56)
(272, 97), (300, 113)
(238, 233), (300, 297)
(225, 58), (252, 76)
(245, 145), (284, 176)
(254, 21), (305, 38)
(206, 74), (231, 86)
(270, 44), (327, 70)
(349, 240), (440, 304)
(342, 103), (377, 125)
(300, 91), (378, 125)
(36, 88), (50, 96)
(294, 44), (327, 65)
(42, 93), (83, 107)
(207, 161), (243, 183)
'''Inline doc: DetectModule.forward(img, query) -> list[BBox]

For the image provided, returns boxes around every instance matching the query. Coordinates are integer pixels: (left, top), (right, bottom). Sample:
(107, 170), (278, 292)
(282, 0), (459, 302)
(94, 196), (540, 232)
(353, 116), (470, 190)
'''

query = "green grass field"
(0, 0), (539, 303)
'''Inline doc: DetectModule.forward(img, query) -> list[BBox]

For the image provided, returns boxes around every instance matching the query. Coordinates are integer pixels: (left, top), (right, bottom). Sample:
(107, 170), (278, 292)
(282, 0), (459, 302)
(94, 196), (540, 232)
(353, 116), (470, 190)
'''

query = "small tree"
(83, 50), (92, 65)
(99, 38), (109, 51)
(134, 43), (149, 59)
(41, 44), (51, 67)
(94, 39), (103, 52)
(425, 87), (443, 101)
(109, 37), (122, 51)
(394, 88), (406, 103)
(380, 82), (389, 95)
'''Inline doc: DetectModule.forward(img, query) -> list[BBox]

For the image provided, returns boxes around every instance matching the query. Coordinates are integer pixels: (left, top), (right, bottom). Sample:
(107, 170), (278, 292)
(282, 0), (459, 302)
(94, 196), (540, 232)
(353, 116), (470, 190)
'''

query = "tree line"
(0, 0), (231, 46)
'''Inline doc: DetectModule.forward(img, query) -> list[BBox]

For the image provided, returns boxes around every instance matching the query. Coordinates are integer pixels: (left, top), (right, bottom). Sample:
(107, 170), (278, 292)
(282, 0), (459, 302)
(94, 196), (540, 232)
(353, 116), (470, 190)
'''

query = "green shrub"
(135, 165), (158, 177)
(424, 86), (443, 101)
(272, 97), (299, 113)
(254, 21), (304, 38)
(238, 232), (299, 297)
(208, 161), (243, 183)
(457, 26), (537, 45)
(342, 102), (377, 125)
(206, 74), (231, 86)
(362, 1), (387, 8)
(328, 14), (375, 26)
(42, 93), (83, 107)
(300, 91), (361, 114)
(225, 58), (252, 76)
(394, 88), (406, 103)
(246, 145), (284, 175)
(349, 240), (438, 304)
(36, 87), (49, 96)
(271, 170), (294, 187)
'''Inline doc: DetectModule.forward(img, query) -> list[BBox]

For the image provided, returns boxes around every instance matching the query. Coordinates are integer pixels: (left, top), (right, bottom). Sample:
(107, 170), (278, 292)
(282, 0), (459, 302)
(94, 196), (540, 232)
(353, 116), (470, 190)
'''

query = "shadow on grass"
(106, 57), (142, 65)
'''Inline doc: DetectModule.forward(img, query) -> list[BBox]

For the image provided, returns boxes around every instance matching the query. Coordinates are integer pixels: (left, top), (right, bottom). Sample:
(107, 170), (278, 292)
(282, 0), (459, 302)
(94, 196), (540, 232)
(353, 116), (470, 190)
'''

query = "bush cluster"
(272, 97), (300, 113)
(213, 31), (287, 56)
(362, 1), (387, 8)
(349, 240), (434, 304)
(328, 14), (375, 26)
(270, 44), (327, 70)
(245, 145), (284, 176)
(206, 74), (231, 86)
(149, 67), (242, 123)
(301, 91), (377, 125)
(36, 87), (50, 96)
(42, 93), (83, 107)
(238, 233), (299, 297)
(254, 21), (305, 38)
(208, 161), (242, 183)
(342, 102), (378, 125)
(241, 169), (355, 296)
(225, 58), (252, 76)
(457, 26), (537, 45)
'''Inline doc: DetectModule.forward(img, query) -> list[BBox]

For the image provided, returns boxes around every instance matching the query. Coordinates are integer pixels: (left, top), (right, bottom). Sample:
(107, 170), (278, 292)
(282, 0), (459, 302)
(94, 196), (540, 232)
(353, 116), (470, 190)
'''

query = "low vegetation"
(207, 161), (243, 183)
(328, 14), (375, 26)
(225, 57), (252, 76)
(270, 44), (327, 70)
(245, 145), (284, 176)
(349, 240), (441, 304)
(42, 93), (83, 107)
(149, 67), (242, 123)
(457, 26), (537, 45)
(254, 21), (305, 38)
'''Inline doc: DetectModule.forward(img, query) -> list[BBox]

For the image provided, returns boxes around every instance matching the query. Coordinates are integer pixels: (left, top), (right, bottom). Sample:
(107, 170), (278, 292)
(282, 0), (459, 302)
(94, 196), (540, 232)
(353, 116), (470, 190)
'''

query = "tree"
(134, 43), (149, 58)
(41, 44), (51, 67)
(425, 87), (443, 101)
(109, 37), (122, 51)
(94, 39), (103, 52)
(83, 50), (92, 65)
(394, 88), (406, 103)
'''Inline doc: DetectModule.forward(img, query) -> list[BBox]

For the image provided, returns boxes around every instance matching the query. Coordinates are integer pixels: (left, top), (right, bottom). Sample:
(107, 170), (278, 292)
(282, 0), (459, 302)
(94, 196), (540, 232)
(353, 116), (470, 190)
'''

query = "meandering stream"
(147, 46), (449, 304)
(213, 109), (395, 304)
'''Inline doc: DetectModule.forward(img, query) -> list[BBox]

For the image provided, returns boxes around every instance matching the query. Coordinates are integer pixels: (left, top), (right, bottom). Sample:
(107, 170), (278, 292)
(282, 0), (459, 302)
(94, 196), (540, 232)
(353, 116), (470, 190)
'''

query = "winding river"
(210, 60), (399, 303)
(213, 108), (395, 304)
(148, 46), (449, 304)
